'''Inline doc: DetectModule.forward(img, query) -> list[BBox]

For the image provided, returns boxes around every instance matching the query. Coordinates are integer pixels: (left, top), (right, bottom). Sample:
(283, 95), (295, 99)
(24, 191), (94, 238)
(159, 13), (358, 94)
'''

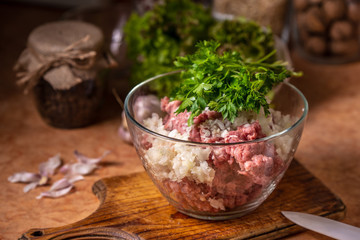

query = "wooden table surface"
(0, 3), (359, 240)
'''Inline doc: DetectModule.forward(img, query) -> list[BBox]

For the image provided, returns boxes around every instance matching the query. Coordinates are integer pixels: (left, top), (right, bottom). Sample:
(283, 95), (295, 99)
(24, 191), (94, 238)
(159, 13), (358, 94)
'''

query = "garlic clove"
(39, 153), (62, 177)
(8, 172), (41, 183)
(74, 150), (111, 165)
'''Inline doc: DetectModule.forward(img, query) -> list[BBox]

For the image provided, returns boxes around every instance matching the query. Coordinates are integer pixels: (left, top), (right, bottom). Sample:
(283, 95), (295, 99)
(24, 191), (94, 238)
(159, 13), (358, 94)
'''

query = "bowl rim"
(124, 70), (308, 146)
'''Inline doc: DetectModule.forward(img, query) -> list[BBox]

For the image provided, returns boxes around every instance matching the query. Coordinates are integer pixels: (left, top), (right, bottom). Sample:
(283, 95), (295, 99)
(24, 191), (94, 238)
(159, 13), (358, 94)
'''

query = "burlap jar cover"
(14, 20), (117, 128)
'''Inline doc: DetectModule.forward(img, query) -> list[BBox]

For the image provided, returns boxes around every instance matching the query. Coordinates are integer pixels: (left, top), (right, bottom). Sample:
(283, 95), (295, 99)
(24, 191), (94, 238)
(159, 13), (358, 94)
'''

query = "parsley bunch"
(124, 0), (213, 95)
(210, 18), (276, 63)
(171, 41), (301, 124)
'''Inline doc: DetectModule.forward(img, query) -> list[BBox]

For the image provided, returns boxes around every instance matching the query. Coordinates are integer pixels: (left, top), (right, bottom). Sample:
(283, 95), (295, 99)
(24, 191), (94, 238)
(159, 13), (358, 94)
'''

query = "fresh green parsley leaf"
(124, 0), (214, 95)
(171, 40), (300, 124)
(209, 18), (276, 63)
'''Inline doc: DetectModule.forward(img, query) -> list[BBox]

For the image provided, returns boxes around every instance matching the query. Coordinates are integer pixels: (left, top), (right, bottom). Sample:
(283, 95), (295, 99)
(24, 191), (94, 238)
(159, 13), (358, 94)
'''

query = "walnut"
(330, 39), (359, 55)
(305, 7), (326, 33)
(294, 0), (309, 11)
(323, 0), (346, 22)
(296, 11), (308, 29)
(305, 36), (327, 55)
(299, 28), (310, 43)
(309, 0), (323, 5)
(330, 21), (354, 40)
(348, 1), (360, 22)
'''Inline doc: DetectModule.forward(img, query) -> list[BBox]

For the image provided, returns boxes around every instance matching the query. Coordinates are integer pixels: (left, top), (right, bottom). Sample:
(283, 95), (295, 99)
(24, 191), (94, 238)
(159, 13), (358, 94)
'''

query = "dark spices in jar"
(14, 20), (116, 128)
(33, 76), (103, 128)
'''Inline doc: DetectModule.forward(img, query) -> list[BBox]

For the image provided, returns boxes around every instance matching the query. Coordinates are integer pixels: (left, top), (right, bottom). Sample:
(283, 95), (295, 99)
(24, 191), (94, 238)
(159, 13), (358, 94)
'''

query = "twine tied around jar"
(14, 35), (99, 94)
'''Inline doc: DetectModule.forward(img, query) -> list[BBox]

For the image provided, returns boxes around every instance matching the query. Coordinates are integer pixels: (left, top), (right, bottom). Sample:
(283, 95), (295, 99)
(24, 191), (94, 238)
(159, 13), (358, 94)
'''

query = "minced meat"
(143, 97), (291, 213)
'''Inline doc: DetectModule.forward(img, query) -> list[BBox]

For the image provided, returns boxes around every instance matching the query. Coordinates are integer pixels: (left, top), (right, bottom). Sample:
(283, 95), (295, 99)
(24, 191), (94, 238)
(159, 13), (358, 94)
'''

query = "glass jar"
(14, 20), (116, 128)
(212, 0), (289, 36)
(291, 0), (360, 63)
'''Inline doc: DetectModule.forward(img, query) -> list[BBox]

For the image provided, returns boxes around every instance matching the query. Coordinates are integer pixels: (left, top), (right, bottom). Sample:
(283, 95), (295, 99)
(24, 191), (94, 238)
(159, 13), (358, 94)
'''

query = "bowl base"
(176, 199), (264, 221)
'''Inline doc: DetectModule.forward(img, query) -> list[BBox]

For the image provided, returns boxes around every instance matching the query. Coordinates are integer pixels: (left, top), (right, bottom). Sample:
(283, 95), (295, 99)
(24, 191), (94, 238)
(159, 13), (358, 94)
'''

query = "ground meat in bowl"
(143, 97), (292, 213)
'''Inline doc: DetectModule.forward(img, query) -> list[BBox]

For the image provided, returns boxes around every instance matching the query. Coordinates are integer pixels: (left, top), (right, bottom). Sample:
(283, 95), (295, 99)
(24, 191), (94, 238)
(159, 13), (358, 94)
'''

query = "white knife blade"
(282, 211), (360, 240)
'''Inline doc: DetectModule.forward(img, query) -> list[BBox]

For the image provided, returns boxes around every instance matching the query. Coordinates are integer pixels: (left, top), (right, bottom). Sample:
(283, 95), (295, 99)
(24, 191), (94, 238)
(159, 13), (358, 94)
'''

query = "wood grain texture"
(20, 160), (345, 240)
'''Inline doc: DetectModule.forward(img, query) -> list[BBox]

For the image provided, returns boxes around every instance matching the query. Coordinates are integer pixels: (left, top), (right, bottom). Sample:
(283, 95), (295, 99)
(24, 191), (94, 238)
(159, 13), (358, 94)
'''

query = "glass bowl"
(124, 71), (308, 220)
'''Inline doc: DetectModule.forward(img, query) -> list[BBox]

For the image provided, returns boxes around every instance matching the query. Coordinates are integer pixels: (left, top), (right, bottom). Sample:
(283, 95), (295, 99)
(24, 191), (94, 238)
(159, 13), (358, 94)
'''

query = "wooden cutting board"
(20, 160), (345, 240)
